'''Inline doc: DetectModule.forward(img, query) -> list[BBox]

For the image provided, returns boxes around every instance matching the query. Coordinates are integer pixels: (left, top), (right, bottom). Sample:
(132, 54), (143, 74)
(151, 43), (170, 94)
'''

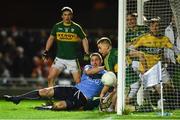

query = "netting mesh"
(125, 0), (180, 113)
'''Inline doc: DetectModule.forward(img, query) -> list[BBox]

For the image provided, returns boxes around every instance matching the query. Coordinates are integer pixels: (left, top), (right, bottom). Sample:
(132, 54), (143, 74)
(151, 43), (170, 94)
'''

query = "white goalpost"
(117, 0), (126, 115)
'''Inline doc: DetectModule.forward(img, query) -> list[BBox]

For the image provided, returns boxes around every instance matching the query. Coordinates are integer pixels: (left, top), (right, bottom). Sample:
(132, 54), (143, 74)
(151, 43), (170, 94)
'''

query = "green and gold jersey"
(51, 21), (86, 59)
(104, 48), (118, 73)
(132, 33), (173, 71)
(126, 26), (148, 84)
(126, 25), (149, 43)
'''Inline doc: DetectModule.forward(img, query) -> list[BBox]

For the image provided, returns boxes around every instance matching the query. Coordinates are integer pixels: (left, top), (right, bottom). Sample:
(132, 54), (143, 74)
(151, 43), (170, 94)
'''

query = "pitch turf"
(0, 100), (180, 119)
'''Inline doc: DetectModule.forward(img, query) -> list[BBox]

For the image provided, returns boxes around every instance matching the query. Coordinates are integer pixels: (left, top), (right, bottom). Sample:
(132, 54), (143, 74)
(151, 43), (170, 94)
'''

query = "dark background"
(0, 0), (119, 81)
(0, 0), (118, 29)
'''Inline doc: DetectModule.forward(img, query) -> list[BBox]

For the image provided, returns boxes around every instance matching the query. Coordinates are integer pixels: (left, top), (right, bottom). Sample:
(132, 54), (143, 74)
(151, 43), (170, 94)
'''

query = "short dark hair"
(97, 37), (112, 46)
(61, 7), (73, 14)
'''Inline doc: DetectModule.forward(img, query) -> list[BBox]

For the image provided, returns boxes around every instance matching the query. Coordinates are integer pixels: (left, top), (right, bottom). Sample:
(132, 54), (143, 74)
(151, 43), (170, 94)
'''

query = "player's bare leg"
(4, 87), (54, 105)
(47, 67), (61, 87)
(71, 71), (81, 84)
(39, 87), (54, 97)
(110, 91), (117, 112)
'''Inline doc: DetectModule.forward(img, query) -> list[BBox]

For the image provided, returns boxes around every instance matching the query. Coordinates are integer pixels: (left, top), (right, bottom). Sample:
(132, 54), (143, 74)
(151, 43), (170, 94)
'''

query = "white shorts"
(128, 62), (171, 97)
(128, 81), (141, 98)
(51, 57), (79, 73)
(131, 61), (140, 72)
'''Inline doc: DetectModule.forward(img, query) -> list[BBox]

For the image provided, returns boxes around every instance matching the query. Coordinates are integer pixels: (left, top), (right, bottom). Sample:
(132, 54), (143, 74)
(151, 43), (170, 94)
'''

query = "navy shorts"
(53, 86), (87, 110)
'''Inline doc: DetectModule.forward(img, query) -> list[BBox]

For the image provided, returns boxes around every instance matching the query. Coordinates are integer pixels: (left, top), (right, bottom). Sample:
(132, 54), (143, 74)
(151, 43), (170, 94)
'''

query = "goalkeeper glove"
(83, 53), (90, 62)
(42, 50), (49, 60)
(176, 55), (180, 64)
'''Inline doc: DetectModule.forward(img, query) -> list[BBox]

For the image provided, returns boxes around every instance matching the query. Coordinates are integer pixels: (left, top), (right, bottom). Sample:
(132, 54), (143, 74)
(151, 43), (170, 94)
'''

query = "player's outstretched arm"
(82, 38), (89, 55)
(100, 85), (110, 98)
(42, 35), (55, 60)
(84, 66), (105, 75)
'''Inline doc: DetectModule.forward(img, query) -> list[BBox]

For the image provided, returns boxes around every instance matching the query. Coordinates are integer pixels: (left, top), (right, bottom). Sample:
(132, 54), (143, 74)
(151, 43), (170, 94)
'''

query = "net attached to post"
(124, 0), (180, 115)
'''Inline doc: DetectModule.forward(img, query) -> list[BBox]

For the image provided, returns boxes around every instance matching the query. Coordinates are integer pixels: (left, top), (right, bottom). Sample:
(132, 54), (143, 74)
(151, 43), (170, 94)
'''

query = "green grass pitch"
(0, 100), (180, 119)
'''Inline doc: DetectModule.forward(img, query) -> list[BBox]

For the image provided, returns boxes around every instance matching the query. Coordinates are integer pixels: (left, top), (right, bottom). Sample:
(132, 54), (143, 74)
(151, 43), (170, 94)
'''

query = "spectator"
(31, 56), (52, 79)
(0, 52), (10, 78)
(125, 13), (149, 105)
(126, 13), (148, 47)
(164, 15), (180, 64)
(165, 15), (180, 108)
(31, 55), (52, 87)
(12, 46), (31, 78)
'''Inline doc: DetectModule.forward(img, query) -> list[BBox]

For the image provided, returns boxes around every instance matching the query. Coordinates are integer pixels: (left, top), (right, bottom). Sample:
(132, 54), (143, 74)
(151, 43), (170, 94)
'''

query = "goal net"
(118, 0), (180, 115)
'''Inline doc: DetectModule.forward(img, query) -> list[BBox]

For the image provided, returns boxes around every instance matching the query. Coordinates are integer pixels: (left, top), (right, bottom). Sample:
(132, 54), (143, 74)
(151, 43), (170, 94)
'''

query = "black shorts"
(53, 86), (87, 110)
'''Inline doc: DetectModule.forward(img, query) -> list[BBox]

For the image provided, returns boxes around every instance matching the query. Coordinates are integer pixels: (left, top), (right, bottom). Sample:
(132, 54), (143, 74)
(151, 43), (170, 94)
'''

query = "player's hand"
(99, 95), (104, 104)
(83, 53), (90, 61)
(42, 50), (49, 61)
(98, 66), (105, 71)
(176, 55), (180, 64)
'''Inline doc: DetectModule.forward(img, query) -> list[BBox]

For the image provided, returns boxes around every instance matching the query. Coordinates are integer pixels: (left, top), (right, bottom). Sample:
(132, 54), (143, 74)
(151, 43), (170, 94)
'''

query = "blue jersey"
(75, 65), (106, 99)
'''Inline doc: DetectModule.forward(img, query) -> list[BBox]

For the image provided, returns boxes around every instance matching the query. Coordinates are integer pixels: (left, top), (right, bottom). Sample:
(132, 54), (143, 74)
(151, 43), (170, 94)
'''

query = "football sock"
(16, 90), (40, 100)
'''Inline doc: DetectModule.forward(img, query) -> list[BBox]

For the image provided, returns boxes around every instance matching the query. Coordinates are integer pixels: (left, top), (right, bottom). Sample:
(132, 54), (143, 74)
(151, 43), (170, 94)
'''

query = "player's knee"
(53, 101), (67, 110)
(39, 88), (54, 97)
(39, 88), (48, 97)
(75, 75), (81, 83)
(72, 77), (80, 84)
(74, 78), (80, 83)
(72, 71), (81, 83)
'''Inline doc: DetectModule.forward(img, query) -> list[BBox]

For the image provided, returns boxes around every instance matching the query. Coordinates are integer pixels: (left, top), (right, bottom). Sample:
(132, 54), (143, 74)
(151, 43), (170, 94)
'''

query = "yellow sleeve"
(114, 64), (118, 73)
(132, 36), (144, 48)
(176, 55), (180, 64)
(126, 56), (132, 66)
(165, 37), (173, 48)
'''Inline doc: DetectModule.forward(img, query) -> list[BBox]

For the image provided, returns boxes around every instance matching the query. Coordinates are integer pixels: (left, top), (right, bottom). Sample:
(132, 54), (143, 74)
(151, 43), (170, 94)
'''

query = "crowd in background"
(0, 27), (117, 81)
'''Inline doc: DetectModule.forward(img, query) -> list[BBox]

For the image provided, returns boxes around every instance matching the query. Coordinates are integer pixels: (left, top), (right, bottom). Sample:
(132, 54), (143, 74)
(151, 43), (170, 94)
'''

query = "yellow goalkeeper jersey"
(132, 33), (173, 72)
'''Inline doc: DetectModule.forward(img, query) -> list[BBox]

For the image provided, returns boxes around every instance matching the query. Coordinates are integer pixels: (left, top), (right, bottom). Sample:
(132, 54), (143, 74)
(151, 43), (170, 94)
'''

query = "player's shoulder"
(54, 21), (63, 26)
(132, 33), (150, 45)
(111, 48), (118, 56)
(137, 33), (150, 39)
(71, 21), (83, 28)
(161, 35), (170, 41)
(56, 21), (63, 25)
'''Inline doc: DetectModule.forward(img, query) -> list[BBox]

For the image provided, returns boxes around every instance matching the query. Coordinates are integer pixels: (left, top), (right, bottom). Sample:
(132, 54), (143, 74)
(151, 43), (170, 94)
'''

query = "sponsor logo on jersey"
(56, 32), (80, 42)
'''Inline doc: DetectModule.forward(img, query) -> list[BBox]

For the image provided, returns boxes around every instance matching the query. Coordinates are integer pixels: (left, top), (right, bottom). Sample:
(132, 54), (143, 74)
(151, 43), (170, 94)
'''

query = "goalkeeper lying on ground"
(4, 53), (106, 111)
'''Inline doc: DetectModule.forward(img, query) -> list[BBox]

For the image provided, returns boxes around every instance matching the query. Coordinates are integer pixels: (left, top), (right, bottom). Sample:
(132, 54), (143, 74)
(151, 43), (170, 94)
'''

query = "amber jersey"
(132, 33), (173, 71)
